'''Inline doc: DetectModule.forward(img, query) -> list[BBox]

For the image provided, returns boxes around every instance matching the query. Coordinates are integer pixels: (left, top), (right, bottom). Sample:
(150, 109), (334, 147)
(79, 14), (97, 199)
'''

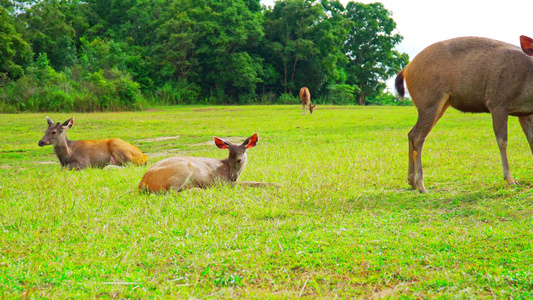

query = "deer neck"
(53, 136), (73, 167)
(217, 158), (233, 181)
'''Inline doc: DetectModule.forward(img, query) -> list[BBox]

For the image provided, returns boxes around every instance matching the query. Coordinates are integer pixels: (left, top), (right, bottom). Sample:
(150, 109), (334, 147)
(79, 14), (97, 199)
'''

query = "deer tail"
(395, 69), (406, 100)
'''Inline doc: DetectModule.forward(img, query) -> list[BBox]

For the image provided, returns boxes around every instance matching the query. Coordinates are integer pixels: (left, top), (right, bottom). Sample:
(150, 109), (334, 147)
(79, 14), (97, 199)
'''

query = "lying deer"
(299, 87), (315, 115)
(138, 133), (275, 192)
(395, 35), (533, 193)
(38, 116), (147, 169)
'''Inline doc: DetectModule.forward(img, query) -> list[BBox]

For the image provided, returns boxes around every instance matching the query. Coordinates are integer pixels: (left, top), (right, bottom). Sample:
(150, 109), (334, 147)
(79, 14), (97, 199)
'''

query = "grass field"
(1, 105), (532, 298)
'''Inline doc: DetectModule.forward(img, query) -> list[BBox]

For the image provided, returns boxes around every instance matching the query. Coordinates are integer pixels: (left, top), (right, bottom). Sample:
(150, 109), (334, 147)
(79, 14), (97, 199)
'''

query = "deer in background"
(395, 35), (533, 193)
(139, 133), (276, 193)
(299, 87), (315, 115)
(39, 116), (147, 169)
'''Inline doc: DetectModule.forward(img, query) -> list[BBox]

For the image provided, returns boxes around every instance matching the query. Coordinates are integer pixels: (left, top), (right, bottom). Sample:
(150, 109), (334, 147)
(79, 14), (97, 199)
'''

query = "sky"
(260, 0), (533, 91)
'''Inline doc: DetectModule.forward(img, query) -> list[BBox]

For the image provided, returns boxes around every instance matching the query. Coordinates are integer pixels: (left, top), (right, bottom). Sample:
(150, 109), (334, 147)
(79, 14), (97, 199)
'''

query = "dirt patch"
(192, 108), (245, 112)
(371, 288), (397, 299)
(138, 136), (180, 142)
(36, 161), (59, 165)
(191, 141), (215, 146)
(318, 106), (360, 110)
(193, 108), (218, 112)
(147, 148), (210, 159)
(0, 150), (28, 153)
(143, 108), (166, 112)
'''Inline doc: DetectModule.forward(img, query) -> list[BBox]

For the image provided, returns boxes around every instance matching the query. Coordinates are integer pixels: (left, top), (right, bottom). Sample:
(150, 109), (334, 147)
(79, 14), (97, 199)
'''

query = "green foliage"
(84, 68), (144, 110)
(325, 84), (359, 105)
(0, 54), (144, 112)
(0, 6), (32, 82)
(17, 0), (77, 70)
(366, 90), (413, 106)
(277, 92), (298, 104)
(0, 0), (410, 110)
(343, 2), (408, 105)
(154, 80), (200, 105)
(263, 0), (325, 94)
(1, 106), (533, 297)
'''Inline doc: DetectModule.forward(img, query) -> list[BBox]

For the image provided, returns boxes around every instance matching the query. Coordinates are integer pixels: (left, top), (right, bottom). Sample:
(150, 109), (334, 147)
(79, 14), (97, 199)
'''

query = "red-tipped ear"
(244, 133), (258, 149)
(520, 35), (533, 56)
(214, 137), (228, 149)
(62, 117), (74, 130)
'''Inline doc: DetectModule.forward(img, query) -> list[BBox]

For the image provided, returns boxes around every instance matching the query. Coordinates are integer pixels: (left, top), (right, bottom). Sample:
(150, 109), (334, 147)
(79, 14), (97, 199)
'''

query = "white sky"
(260, 0), (533, 91)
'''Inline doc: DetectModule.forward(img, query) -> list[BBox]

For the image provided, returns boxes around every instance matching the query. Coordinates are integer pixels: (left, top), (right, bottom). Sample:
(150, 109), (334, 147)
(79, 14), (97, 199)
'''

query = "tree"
(262, 0), (350, 97)
(17, 0), (77, 70)
(343, 2), (408, 105)
(0, 6), (32, 82)
(263, 0), (322, 94)
(153, 0), (264, 101)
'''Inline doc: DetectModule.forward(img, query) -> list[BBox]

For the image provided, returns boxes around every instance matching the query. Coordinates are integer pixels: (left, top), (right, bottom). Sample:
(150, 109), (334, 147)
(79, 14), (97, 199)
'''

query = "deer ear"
(214, 137), (229, 149)
(61, 117), (74, 130)
(46, 116), (54, 127)
(243, 133), (258, 149)
(520, 36), (533, 56)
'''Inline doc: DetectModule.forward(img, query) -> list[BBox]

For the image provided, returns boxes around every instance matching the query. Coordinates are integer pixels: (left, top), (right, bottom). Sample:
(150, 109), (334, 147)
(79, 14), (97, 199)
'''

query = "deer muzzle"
(38, 140), (48, 147)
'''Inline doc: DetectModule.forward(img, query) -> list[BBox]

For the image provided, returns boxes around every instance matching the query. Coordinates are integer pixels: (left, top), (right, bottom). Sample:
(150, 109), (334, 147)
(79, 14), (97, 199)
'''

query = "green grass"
(1, 105), (532, 298)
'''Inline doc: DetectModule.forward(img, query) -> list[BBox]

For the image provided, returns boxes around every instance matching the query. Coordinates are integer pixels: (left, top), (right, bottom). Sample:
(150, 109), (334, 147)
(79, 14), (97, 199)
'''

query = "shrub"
(277, 93), (298, 104)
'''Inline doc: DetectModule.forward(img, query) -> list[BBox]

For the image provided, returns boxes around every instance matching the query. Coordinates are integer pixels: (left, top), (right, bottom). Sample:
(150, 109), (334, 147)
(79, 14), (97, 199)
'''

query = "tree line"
(0, 0), (410, 112)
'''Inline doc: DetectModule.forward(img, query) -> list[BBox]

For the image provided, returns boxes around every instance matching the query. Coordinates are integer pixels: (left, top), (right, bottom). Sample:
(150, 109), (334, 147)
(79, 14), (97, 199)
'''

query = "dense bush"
(366, 91), (412, 106)
(0, 54), (145, 112)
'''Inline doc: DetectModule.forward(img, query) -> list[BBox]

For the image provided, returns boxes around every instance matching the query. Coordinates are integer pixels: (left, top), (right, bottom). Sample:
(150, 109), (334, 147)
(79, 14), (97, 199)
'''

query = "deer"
(138, 133), (276, 193)
(395, 35), (533, 193)
(299, 87), (315, 115)
(38, 116), (147, 169)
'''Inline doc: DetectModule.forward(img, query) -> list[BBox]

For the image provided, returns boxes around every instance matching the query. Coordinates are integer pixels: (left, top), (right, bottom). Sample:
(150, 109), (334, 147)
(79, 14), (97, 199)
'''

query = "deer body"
(299, 87), (315, 115)
(395, 36), (533, 192)
(139, 133), (269, 193)
(39, 117), (147, 169)
(138, 156), (233, 192)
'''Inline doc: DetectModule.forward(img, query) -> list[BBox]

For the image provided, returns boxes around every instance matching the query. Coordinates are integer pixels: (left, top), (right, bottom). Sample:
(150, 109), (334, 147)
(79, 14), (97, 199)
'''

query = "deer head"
(38, 116), (74, 146)
(214, 133), (258, 182)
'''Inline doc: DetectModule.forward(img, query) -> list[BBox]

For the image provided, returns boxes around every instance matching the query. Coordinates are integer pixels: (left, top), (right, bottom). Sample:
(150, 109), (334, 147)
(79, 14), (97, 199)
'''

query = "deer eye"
(51, 131), (56, 135)
(237, 159), (242, 164)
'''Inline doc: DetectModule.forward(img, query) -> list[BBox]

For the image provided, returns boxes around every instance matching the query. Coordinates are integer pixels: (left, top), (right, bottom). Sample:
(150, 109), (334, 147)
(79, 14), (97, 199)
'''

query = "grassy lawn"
(1, 105), (532, 298)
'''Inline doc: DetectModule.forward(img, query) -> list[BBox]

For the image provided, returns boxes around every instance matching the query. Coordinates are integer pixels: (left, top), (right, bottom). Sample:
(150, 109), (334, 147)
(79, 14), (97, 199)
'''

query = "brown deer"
(299, 87), (315, 115)
(138, 133), (275, 192)
(395, 35), (533, 193)
(38, 116), (147, 169)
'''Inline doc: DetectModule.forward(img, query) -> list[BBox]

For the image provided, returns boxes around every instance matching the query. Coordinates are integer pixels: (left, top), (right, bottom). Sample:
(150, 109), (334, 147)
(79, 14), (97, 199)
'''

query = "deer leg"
(492, 109), (517, 185)
(519, 115), (533, 154)
(408, 122), (432, 193)
(110, 151), (126, 166)
(302, 104), (305, 116)
(408, 99), (450, 193)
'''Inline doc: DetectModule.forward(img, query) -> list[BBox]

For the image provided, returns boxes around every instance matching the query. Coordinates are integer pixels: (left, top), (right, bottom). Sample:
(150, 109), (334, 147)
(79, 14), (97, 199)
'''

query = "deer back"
(401, 36), (533, 114)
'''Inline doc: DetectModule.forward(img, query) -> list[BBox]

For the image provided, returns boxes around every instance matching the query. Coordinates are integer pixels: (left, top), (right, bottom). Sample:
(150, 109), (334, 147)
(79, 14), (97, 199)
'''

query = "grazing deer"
(395, 35), (533, 193)
(38, 116), (147, 169)
(139, 133), (275, 192)
(299, 87), (315, 115)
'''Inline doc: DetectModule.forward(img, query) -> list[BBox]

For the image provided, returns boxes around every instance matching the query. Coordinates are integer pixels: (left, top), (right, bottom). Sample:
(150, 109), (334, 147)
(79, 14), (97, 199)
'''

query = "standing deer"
(395, 35), (533, 193)
(38, 116), (147, 169)
(138, 133), (274, 192)
(299, 87), (315, 115)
